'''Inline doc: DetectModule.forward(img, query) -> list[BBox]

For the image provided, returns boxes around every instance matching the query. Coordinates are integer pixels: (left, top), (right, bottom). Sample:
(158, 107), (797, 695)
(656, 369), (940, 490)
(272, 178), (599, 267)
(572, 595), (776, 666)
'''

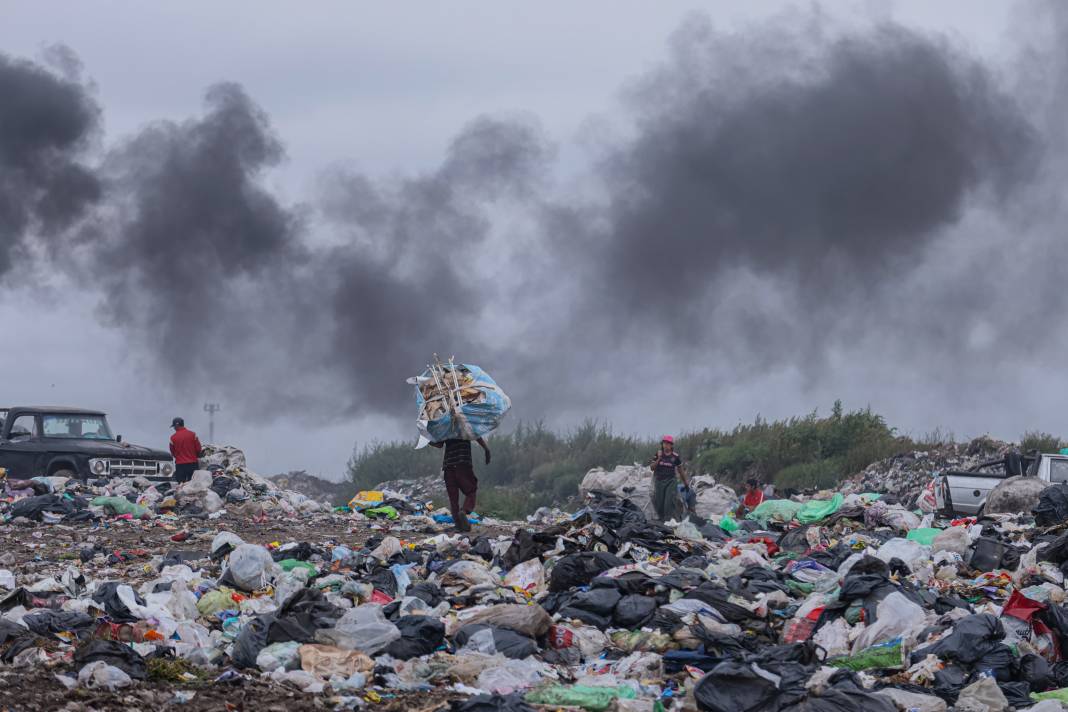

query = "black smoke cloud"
(579, 17), (1037, 344)
(0, 50), (100, 277)
(0, 9), (1064, 429)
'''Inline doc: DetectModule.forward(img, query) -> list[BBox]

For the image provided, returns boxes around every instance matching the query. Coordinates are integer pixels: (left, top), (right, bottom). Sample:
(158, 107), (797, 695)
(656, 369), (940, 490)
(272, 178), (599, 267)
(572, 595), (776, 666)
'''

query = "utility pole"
(203, 403), (221, 444)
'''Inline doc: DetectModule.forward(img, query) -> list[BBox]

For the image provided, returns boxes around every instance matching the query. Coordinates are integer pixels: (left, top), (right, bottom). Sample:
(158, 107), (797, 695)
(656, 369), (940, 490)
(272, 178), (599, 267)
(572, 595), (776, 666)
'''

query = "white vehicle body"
(935, 453), (1068, 515)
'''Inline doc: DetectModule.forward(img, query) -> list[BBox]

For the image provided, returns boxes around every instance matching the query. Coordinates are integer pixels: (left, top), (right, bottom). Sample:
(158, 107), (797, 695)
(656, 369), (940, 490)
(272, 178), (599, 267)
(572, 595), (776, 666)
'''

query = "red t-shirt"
(170, 427), (203, 465)
(743, 489), (765, 509)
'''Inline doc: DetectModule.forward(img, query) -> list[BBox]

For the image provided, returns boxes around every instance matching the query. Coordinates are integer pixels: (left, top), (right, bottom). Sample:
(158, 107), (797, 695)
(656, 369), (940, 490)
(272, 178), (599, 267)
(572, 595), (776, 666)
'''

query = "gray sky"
(2, 1), (1059, 480)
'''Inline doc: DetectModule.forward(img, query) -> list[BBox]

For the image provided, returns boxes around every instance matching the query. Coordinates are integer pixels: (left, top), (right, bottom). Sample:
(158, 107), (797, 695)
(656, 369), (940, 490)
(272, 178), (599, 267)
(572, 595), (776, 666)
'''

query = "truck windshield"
(42, 415), (113, 440)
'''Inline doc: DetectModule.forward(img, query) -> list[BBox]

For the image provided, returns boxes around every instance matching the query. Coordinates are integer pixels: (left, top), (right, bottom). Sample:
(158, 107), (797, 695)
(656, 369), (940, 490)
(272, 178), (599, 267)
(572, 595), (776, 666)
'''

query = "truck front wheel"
(51, 469), (77, 480)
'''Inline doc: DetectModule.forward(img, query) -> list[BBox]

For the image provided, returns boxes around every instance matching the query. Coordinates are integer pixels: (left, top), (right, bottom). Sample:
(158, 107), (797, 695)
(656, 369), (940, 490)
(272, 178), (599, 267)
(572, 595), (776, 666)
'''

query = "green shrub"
(1021, 431), (1063, 454)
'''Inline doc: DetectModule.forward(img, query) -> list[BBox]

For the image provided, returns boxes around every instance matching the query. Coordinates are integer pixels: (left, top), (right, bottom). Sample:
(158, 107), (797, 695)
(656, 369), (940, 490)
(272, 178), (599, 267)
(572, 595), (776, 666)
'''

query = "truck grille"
(106, 459), (161, 477)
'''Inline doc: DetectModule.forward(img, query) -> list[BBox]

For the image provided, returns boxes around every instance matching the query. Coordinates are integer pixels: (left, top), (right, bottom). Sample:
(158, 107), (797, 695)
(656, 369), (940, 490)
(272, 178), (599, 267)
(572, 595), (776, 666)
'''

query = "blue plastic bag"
(409, 363), (511, 443)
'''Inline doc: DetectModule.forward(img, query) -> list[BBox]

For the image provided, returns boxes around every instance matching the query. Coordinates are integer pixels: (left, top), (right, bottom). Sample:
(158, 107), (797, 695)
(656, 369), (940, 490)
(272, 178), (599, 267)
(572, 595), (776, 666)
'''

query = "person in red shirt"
(169, 417), (203, 482)
(737, 478), (765, 517)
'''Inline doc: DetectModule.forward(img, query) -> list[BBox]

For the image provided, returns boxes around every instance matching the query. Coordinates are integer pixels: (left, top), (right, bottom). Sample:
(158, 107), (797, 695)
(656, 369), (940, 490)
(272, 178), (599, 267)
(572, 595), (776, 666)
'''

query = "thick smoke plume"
(0, 8), (1065, 430)
(0, 51), (100, 277)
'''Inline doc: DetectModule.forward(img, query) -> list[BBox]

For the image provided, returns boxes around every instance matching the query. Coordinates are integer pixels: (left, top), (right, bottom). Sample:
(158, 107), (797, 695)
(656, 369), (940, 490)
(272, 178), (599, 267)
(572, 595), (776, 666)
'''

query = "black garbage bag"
(364, 568), (399, 597)
(549, 552), (624, 592)
(1034, 483), (1068, 527)
(209, 475), (239, 499)
(1039, 532), (1068, 566)
(0, 619), (30, 646)
(93, 581), (146, 623)
(23, 610), (95, 638)
(589, 497), (648, 530)
(557, 587), (622, 629)
(695, 660), (779, 712)
(910, 613), (1004, 666)
(657, 568), (709, 591)
(471, 537), (495, 561)
(268, 588), (342, 644)
(502, 530), (538, 570)
(777, 526), (815, 555)
(781, 681), (897, 712)
(613, 594), (657, 629)
(1020, 653), (1053, 692)
(732, 566), (790, 596)
(407, 581), (445, 607)
(73, 639), (147, 679)
(998, 681), (1033, 709)
(271, 542), (320, 562)
(975, 643), (1017, 682)
(683, 583), (756, 623)
(9, 494), (77, 521)
(449, 693), (537, 712)
(968, 537), (1007, 571)
(232, 614), (273, 668)
(1051, 660), (1068, 688)
(453, 624), (537, 659)
(649, 607), (685, 633)
(385, 616), (446, 659)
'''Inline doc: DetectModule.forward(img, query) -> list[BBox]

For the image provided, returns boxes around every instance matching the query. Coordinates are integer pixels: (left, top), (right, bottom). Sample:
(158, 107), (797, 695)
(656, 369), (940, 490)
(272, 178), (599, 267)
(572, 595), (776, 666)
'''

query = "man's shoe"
(456, 512), (471, 532)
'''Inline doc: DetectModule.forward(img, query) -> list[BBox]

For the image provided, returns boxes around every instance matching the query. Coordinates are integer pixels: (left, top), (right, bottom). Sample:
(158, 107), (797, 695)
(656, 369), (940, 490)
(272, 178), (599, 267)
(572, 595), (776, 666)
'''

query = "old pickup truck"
(935, 450), (1068, 516)
(0, 406), (175, 480)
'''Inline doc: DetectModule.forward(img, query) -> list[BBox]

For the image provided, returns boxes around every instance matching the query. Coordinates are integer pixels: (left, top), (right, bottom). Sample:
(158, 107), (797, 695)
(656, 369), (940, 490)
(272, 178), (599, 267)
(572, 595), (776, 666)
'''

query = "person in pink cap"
(649, 435), (689, 521)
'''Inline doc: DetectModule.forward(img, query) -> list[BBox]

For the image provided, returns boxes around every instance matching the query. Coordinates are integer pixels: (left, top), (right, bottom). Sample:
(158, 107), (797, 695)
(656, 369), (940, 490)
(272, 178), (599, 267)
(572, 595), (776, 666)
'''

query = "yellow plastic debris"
(348, 490), (385, 508)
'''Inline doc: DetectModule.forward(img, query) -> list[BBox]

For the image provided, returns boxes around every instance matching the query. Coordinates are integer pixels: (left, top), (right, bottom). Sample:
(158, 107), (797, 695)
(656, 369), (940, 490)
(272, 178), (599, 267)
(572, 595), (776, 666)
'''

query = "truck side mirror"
(116, 435), (122, 443)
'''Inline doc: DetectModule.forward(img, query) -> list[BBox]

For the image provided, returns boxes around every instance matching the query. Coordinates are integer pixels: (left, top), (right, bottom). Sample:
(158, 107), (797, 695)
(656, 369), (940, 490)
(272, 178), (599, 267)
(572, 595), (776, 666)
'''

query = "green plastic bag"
(196, 587), (238, 617)
(277, 559), (318, 575)
(526, 684), (638, 711)
(828, 638), (903, 671)
(718, 513), (739, 532)
(796, 494), (844, 524)
(746, 499), (802, 526)
(906, 528), (941, 546)
(363, 506), (399, 520)
(91, 496), (150, 519)
(1034, 688), (1068, 703)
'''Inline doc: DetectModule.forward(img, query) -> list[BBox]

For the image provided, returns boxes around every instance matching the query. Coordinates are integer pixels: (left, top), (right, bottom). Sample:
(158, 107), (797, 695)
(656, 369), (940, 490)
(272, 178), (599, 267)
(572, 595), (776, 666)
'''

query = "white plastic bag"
(317, 605), (400, 655)
(226, 544), (276, 591)
(932, 527), (971, 557)
(875, 538), (930, 569)
(256, 641), (302, 672)
(211, 531), (244, 556)
(503, 559), (546, 593)
(476, 657), (545, 693)
(851, 592), (927, 652)
(78, 661), (132, 690)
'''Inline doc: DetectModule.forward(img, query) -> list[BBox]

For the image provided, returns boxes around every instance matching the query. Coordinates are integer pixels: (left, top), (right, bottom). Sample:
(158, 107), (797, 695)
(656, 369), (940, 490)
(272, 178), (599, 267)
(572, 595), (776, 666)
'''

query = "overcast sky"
(2, 1), (1061, 481)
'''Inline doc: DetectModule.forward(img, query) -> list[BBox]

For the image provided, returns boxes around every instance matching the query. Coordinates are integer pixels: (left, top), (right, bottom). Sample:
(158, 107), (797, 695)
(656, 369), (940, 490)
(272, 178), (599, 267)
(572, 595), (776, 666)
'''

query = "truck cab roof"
(0, 406), (107, 416)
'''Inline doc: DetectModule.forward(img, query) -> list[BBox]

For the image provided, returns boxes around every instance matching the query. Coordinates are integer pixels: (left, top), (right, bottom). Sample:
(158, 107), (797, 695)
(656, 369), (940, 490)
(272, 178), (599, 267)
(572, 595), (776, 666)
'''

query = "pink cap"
(662, 435), (674, 444)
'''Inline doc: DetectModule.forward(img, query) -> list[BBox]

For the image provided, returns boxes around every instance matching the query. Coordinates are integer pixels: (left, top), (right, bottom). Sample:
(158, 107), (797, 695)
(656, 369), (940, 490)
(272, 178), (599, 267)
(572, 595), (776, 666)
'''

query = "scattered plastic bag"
(524, 684), (637, 711)
(503, 559), (546, 593)
(226, 544), (277, 592)
(77, 661), (132, 690)
(318, 605), (401, 655)
(299, 643), (373, 679)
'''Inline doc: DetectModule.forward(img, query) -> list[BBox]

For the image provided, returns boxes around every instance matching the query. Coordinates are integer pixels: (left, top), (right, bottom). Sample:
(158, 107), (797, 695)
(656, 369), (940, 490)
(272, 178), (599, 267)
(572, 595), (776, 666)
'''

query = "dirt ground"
(0, 513), (518, 712)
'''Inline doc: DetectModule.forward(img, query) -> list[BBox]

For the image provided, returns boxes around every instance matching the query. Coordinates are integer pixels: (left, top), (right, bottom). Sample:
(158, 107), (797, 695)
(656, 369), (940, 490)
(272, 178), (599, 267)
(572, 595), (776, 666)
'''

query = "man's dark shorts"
(174, 463), (197, 483)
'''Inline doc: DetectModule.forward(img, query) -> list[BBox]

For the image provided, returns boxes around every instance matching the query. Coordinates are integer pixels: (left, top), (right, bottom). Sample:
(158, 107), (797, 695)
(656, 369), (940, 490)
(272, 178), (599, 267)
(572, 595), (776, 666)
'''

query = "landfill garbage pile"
(12, 444), (1068, 710)
(581, 465), (738, 521)
(268, 471), (352, 507)
(850, 437), (1013, 508)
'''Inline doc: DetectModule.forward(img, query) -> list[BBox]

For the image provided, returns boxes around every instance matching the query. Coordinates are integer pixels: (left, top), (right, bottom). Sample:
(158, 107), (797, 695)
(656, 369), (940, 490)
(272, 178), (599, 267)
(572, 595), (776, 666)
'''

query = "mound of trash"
(850, 436), (1013, 506)
(8, 442), (1068, 710)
